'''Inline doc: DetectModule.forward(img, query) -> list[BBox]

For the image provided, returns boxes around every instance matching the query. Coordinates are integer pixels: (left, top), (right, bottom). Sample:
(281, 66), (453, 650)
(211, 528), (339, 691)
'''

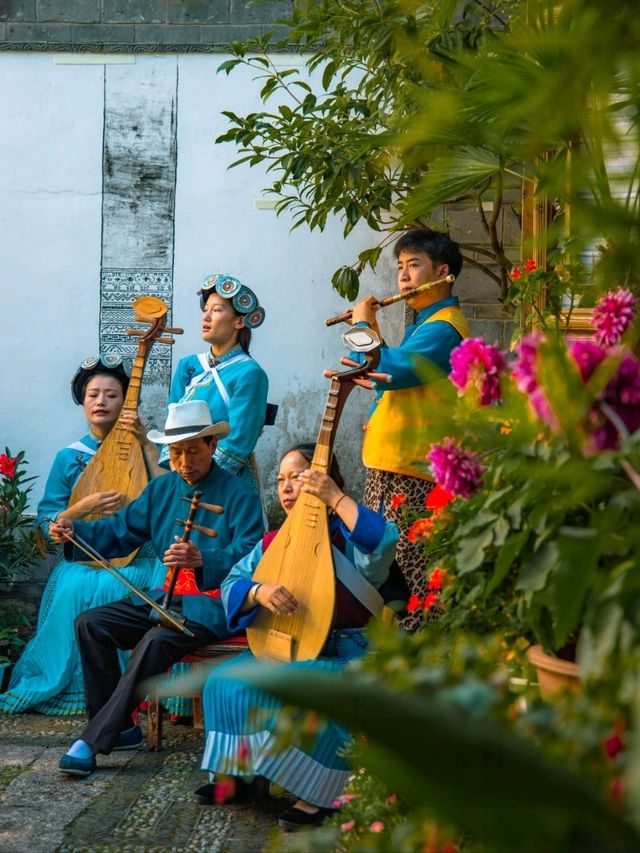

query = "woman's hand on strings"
(297, 470), (358, 531)
(70, 490), (124, 518)
(163, 536), (203, 569)
(254, 583), (298, 615)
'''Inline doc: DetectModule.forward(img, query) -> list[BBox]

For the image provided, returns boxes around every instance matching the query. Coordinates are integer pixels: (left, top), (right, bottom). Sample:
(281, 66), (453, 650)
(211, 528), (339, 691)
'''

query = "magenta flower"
(428, 438), (484, 499)
(592, 288), (637, 347)
(590, 351), (640, 450)
(568, 339), (607, 382)
(450, 338), (506, 405)
(511, 333), (559, 428)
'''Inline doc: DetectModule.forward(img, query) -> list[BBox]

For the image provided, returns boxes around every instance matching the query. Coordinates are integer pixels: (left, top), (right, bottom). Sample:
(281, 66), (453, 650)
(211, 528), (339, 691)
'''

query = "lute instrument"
(247, 352), (388, 663)
(69, 295), (183, 567)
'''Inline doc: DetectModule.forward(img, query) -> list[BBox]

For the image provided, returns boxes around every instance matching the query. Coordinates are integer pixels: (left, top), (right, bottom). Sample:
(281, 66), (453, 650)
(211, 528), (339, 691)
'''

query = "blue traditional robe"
(0, 433), (154, 715)
(159, 346), (268, 490)
(200, 506), (398, 807)
(66, 463), (263, 637)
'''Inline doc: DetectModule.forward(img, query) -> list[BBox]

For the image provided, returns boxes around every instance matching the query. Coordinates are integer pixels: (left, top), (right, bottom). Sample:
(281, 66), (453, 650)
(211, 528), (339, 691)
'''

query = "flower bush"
(411, 289), (640, 680)
(0, 449), (42, 583)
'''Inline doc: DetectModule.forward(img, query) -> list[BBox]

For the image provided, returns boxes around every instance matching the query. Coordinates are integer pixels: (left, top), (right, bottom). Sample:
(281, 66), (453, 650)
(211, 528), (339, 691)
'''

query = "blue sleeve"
(341, 506), (399, 587)
(195, 490), (263, 591)
(168, 356), (196, 405)
(214, 366), (269, 475)
(375, 321), (462, 390)
(221, 541), (265, 631)
(65, 486), (154, 560)
(36, 450), (76, 536)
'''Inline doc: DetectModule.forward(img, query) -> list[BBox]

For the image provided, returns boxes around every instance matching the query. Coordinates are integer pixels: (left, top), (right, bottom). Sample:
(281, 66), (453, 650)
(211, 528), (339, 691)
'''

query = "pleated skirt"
(201, 651), (351, 808)
(0, 552), (155, 715)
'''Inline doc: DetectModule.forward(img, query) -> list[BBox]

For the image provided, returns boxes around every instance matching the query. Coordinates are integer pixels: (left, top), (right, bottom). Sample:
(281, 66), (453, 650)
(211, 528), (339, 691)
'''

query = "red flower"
(424, 592), (437, 611)
(603, 734), (624, 761)
(407, 517), (434, 542)
(390, 493), (406, 510)
(524, 257), (537, 271)
(237, 740), (249, 762)
(427, 567), (447, 591)
(213, 776), (236, 804)
(610, 776), (625, 804)
(511, 266), (522, 280)
(407, 594), (424, 613)
(0, 454), (17, 479)
(425, 485), (455, 513)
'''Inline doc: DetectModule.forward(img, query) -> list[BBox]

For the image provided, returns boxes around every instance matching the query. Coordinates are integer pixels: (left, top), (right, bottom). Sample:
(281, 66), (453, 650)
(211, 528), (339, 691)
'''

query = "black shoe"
(113, 725), (143, 751)
(278, 805), (334, 832)
(194, 777), (268, 805)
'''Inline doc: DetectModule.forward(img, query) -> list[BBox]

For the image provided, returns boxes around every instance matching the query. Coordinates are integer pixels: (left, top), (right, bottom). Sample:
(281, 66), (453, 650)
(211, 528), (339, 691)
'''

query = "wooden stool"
(147, 636), (248, 751)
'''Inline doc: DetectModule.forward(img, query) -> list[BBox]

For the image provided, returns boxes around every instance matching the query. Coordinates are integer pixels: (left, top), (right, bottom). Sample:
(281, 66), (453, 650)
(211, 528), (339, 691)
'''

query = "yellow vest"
(362, 305), (471, 479)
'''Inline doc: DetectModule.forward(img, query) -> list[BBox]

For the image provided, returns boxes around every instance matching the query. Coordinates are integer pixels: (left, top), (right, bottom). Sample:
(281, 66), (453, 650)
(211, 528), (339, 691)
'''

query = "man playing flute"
(349, 227), (471, 630)
(51, 400), (263, 778)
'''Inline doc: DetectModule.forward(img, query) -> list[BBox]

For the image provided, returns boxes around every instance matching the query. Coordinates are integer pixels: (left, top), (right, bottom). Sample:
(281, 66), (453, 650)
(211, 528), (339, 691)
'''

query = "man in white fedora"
(50, 400), (263, 777)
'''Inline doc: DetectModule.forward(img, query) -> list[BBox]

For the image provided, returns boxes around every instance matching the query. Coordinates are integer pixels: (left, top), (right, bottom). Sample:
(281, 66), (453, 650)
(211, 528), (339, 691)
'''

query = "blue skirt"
(0, 551), (155, 715)
(201, 632), (367, 808)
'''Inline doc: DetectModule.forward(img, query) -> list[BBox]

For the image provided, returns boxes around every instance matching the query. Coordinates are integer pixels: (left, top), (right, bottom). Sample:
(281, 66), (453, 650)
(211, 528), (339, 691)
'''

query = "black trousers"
(74, 599), (217, 755)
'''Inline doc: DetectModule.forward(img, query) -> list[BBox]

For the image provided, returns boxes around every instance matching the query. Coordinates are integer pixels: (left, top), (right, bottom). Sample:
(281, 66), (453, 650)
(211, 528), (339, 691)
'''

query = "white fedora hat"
(147, 400), (230, 445)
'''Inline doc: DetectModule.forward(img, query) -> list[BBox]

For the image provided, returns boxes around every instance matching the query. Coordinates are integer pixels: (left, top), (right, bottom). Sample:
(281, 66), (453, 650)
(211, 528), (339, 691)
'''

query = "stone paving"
(0, 712), (300, 853)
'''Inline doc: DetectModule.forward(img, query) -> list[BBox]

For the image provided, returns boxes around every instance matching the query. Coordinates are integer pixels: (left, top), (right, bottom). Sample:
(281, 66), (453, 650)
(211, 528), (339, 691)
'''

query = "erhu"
(69, 296), (183, 567)
(325, 274), (455, 326)
(156, 491), (224, 615)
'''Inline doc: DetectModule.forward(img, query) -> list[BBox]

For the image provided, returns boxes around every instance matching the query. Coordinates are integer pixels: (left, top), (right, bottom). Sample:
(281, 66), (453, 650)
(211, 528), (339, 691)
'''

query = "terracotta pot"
(526, 644), (581, 700)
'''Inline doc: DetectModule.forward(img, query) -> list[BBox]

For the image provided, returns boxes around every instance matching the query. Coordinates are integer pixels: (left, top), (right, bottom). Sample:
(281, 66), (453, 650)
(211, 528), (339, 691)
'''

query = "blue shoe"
(59, 753), (96, 778)
(113, 725), (143, 751)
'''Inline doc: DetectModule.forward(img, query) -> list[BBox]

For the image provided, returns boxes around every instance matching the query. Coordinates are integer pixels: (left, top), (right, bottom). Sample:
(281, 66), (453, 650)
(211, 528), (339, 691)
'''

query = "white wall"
(0, 52), (403, 510)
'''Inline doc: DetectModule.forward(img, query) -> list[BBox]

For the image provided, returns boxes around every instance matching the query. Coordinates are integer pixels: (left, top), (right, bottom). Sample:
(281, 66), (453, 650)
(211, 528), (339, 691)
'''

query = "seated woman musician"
(0, 356), (157, 716)
(194, 443), (398, 831)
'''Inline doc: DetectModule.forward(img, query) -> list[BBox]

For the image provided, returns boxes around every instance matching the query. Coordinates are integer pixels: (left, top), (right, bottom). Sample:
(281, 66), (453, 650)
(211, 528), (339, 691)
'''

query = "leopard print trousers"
(364, 468), (437, 632)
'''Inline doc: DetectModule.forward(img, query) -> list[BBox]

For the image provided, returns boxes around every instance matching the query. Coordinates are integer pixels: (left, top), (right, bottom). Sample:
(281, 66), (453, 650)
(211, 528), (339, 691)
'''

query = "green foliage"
(0, 449), (42, 583)
(239, 630), (640, 852)
(215, 0), (521, 299)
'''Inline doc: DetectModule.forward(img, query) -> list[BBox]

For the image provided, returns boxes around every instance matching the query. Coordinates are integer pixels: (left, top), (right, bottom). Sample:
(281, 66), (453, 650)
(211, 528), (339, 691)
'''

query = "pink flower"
(428, 438), (484, 499)
(341, 820), (355, 833)
(511, 333), (558, 428)
(568, 339), (607, 383)
(590, 351), (640, 450)
(386, 794), (397, 804)
(450, 338), (506, 405)
(370, 821), (385, 833)
(593, 288), (637, 347)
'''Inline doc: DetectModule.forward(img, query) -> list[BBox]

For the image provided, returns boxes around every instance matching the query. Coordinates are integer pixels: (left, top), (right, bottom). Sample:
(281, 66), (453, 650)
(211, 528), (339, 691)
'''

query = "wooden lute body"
(247, 354), (383, 663)
(69, 295), (182, 567)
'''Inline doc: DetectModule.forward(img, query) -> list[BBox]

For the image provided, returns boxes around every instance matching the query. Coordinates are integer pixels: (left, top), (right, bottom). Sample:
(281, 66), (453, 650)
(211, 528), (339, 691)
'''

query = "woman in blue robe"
(161, 274), (269, 492)
(0, 357), (156, 715)
(196, 444), (398, 831)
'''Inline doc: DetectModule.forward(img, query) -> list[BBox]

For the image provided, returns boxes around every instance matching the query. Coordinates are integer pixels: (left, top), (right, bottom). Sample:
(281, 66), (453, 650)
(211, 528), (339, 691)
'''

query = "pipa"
(247, 352), (387, 663)
(69, 295), (182, 567)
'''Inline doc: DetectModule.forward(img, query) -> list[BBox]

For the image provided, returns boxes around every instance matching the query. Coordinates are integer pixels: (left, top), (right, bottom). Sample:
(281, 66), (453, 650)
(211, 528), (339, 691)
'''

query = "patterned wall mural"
(99, 59), (178, 430)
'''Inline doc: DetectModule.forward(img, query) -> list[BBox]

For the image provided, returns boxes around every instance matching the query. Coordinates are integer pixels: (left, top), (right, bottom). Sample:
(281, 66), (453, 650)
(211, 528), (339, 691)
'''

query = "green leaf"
(234, 666), (640, 853)
(486, 529), (529, 595)
(516, 542), (560, 593)
(456, 527), (494, 574)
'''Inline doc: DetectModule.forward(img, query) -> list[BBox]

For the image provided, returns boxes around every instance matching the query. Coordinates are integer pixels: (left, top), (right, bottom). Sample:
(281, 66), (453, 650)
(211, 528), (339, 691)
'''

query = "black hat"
(71, 355), (131, 405)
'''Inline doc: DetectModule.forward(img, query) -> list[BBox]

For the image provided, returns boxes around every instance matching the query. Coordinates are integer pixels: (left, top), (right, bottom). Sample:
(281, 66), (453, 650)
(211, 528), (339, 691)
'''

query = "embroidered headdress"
(197, 274), (265, 329)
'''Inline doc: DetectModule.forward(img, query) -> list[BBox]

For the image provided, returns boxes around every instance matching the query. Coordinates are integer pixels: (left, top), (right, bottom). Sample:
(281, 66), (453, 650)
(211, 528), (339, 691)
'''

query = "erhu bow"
(246, 351), (390, 663)
(44, 517), (194, 637)
(69, 296), (183, 567)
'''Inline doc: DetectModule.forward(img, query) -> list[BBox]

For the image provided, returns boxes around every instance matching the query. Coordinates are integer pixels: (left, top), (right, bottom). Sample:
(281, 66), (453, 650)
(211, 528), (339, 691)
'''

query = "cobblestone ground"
(0, 712), (300, 853)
